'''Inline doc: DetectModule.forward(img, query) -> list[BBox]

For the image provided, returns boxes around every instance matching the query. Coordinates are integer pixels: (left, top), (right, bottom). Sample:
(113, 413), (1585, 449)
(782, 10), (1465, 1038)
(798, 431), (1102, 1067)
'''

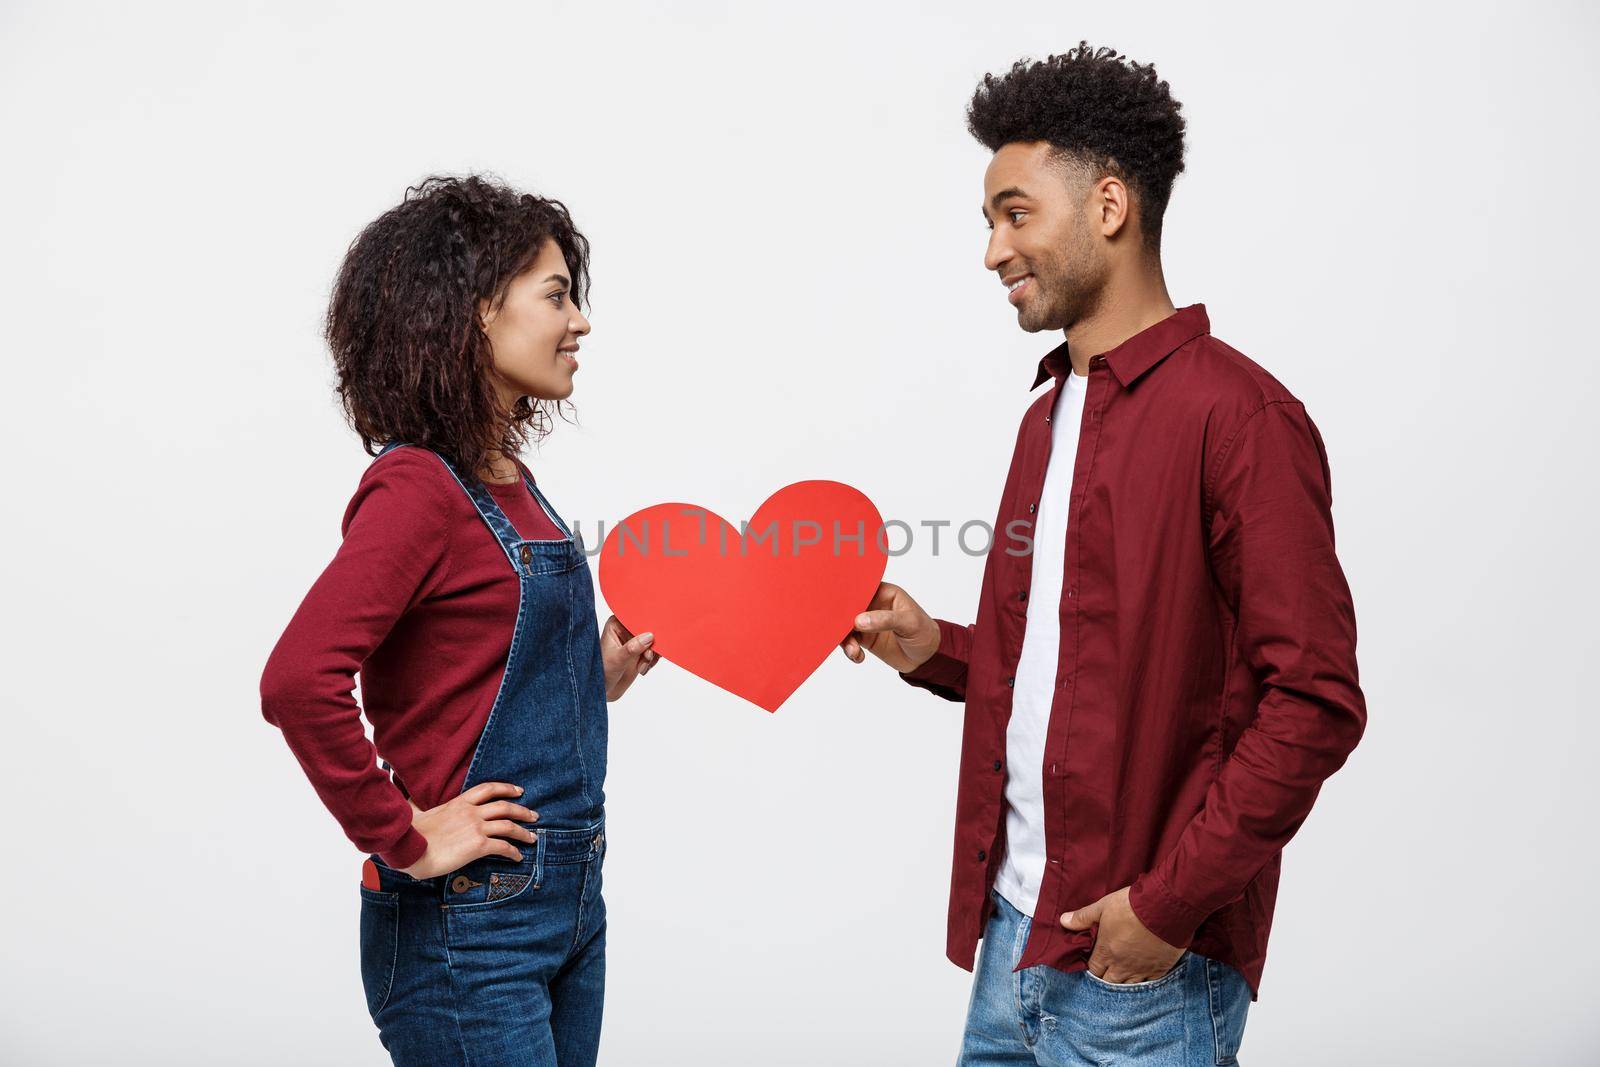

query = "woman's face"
(480, 239), (591, 404)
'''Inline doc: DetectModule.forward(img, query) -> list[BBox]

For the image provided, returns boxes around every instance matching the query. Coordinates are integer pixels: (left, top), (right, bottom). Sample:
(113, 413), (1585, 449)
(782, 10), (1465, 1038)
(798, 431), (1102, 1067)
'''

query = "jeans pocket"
(357, 886), (400, 1017)
(1082, 951), (1191, 992)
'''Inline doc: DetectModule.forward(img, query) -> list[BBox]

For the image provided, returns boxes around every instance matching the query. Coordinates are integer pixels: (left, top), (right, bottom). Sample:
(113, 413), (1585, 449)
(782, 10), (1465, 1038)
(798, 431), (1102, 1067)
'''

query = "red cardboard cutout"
(598, 481), (887, 712)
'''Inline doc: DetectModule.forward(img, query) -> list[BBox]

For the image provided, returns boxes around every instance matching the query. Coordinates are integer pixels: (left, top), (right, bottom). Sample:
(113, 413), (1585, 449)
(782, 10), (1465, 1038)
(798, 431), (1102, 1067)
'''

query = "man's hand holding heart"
(838, 581), (941, 671)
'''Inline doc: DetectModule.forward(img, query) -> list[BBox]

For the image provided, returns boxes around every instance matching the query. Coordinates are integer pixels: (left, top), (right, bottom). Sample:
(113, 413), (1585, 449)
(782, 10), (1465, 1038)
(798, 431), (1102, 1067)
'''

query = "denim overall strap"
(375, 441), (607, 830)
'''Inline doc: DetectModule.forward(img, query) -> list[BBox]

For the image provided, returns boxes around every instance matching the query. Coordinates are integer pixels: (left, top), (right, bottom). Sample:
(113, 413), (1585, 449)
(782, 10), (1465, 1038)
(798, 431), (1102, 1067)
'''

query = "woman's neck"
(480, 449), (520, 484)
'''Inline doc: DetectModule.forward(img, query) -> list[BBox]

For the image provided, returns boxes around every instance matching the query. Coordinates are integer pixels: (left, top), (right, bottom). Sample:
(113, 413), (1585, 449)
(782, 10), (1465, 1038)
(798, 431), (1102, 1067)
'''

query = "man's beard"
(1017, 225), (1105, 333)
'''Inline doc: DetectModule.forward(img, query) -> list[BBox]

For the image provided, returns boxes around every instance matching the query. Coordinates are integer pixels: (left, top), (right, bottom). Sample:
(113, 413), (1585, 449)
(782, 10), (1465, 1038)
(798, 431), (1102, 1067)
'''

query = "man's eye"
(1009, 210), (1025, 224)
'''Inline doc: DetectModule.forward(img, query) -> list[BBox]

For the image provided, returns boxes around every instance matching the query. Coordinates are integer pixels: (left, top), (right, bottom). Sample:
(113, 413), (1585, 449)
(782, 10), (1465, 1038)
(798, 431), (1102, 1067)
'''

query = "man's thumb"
(1060, 898), (1101, 931)
(854, 609), (902, 634)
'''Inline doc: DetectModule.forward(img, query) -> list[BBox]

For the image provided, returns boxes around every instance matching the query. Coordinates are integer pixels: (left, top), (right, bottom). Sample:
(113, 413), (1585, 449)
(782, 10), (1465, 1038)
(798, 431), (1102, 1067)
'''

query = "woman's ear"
(477, 296), (497, 329)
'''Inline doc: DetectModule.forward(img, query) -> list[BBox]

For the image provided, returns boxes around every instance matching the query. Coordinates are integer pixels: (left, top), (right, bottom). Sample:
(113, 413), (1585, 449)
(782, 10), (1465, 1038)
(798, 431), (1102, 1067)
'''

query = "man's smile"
(1004, 273), (1033, 305)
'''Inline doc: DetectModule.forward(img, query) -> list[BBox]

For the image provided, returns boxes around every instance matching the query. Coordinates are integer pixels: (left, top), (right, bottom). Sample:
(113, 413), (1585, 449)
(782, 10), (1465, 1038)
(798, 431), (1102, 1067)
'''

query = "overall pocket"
(439, 830), (546, 911)
(357, 885), (400, 1016)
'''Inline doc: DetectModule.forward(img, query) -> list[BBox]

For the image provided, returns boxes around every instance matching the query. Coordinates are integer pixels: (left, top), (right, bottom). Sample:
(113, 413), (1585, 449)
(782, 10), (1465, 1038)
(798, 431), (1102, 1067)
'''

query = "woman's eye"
(549, 291), (566, 306)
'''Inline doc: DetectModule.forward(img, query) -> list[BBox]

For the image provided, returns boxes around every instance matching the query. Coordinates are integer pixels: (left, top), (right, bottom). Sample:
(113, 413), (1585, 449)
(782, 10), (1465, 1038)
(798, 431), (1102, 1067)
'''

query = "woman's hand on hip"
(601, 614), (658, 701)
(399, 782), (539, 879)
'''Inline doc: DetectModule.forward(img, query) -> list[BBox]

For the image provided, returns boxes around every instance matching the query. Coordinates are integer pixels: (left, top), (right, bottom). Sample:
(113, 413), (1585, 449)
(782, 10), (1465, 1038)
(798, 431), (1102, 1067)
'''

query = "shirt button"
(1017, 590), (1028, 602)
(993, 760), (1003, 772)
(1045, 414), (1052, 424)
(977, 850), (987, 862)
(1005, 676), (1015, 687)
(1067, 587), (1077, 598)
(1027, 503), (1036, 514)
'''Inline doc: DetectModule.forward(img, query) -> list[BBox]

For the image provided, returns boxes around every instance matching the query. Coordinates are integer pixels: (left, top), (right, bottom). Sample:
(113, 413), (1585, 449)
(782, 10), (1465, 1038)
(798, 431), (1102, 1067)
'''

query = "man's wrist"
(1127, 870), (1208, 949)
(901, 618), (968, 687)
(907, 614), (942, 671)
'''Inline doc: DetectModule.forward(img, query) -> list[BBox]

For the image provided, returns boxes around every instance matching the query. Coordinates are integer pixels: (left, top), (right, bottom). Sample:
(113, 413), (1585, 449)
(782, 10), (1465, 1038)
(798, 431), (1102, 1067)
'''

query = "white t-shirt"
(994, 368), (1088, 918)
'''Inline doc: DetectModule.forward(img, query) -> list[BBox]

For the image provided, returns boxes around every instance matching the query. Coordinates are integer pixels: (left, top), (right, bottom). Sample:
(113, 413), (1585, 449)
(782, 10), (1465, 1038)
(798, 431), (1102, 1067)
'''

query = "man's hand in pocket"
(1061, 886), (1187, 984)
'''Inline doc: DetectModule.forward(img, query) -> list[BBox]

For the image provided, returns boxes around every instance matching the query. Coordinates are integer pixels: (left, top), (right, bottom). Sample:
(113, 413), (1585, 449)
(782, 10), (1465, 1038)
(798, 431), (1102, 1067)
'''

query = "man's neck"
(1064, 269), (1176, 377)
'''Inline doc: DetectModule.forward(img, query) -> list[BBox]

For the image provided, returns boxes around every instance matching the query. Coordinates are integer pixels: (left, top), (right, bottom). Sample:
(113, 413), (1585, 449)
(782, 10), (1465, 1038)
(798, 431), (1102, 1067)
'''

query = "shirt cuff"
(901, 618), (970, 685)
(378, 826), (428, 870)
(1128, 869), (1211, 949)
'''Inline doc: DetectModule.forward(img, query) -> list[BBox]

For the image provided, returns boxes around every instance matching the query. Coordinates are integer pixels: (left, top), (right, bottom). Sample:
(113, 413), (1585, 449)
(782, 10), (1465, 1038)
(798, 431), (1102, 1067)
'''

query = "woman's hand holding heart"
(601, 614), (658, 700)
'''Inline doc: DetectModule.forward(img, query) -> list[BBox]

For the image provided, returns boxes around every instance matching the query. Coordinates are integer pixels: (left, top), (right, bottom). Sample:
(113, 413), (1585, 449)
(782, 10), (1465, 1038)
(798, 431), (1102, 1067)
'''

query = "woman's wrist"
(379, 825), (429, 870)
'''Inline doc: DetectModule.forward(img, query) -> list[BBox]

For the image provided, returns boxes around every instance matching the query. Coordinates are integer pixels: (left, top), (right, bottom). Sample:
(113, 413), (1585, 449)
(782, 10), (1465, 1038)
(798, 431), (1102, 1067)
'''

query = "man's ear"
(1093, 174), (1132, 240)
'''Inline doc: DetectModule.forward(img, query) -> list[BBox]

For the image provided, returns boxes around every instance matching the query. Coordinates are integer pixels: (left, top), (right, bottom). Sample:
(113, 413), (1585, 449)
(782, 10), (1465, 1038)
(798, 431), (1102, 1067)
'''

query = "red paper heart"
(598, 481), (887, 711)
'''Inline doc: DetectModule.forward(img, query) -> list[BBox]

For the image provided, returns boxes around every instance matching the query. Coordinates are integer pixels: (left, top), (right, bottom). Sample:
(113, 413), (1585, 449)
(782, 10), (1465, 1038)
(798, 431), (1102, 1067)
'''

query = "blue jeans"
(360, 823), (607, 1066)
(959, 892), (1250, 1066)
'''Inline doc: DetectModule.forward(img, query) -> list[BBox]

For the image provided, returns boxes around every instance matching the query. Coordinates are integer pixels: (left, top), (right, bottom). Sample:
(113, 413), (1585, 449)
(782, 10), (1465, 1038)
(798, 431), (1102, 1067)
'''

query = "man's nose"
(983, 230), (1012, 274)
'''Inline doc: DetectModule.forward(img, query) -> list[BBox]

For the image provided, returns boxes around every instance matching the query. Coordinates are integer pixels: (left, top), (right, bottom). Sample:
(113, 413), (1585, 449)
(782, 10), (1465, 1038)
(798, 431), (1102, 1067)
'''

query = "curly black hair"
(968, 44), (1187, 252)
(326, 174), (591, 485)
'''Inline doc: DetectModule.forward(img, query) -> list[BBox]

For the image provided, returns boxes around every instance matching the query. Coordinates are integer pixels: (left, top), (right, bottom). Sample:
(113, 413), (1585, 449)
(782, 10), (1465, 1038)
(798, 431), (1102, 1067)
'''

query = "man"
(841, 45), (1366, 1065)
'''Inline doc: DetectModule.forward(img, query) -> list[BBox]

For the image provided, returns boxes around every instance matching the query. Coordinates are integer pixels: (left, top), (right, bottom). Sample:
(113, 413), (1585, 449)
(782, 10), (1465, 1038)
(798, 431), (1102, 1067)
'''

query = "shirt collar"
(1031, 303), (1211, 390)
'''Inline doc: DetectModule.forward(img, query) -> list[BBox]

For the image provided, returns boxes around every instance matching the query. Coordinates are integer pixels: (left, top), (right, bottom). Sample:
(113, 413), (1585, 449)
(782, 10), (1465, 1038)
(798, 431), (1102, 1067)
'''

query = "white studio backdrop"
(3, 1), (1597, 1063)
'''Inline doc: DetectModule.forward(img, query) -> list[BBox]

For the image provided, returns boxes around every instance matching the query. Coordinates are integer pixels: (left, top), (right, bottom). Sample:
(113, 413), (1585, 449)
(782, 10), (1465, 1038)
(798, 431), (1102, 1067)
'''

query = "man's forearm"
(1128, 681), (1366, 946)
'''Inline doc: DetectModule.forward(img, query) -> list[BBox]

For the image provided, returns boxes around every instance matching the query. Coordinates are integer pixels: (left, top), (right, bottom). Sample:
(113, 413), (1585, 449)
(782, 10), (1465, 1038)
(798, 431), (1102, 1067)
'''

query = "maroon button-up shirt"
(902, 303), (1365, 999)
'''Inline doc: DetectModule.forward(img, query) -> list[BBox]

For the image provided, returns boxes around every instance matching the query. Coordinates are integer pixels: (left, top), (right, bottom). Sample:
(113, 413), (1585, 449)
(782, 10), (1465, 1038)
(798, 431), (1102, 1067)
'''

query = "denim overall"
(358, 442), (609, 1067)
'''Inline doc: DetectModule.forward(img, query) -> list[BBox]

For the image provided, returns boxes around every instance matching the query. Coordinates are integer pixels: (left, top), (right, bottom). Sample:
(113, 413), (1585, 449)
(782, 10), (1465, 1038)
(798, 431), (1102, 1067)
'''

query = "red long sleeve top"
(260, 446), (563, 869)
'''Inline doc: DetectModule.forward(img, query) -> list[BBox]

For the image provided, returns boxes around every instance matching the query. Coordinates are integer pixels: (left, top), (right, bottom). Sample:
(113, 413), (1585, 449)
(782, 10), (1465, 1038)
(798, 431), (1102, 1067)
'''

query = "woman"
(260, 174), (656, 1066)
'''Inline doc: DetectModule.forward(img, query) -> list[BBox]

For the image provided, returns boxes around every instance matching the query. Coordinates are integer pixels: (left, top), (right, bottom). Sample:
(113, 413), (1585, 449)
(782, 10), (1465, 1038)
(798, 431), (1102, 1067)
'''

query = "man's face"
(981, 141), (1107, 333)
